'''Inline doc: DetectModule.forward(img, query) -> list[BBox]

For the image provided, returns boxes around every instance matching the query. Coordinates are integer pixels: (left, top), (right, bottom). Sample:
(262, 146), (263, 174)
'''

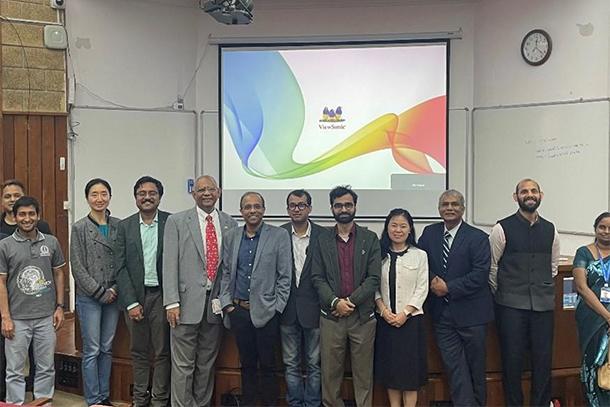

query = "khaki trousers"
(320, 313), (376, 407)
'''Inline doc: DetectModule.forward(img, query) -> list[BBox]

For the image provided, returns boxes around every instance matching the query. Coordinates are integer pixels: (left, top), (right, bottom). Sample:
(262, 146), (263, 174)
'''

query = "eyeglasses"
(136, 191), (159, 198)
(195, 187), (218, 194)
(332, 202), (355, 210)
(287, 203), (310, 211)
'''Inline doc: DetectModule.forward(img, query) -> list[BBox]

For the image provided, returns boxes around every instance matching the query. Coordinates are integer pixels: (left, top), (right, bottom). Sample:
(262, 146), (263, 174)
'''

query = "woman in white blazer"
(374, 208), (429, 407)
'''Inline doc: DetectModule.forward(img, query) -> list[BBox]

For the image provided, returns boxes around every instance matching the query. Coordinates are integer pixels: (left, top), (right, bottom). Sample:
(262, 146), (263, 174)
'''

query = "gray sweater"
(70, 215), (120, 302)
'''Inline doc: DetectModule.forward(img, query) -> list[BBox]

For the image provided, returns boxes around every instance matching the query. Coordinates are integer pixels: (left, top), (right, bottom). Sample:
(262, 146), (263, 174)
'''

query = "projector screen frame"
(218, 38), (451, 221)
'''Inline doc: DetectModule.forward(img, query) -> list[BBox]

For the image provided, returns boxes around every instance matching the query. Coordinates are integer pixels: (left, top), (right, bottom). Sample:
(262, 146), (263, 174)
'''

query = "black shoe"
(25, 377), (33, 393)
(99, 399), (114, 406)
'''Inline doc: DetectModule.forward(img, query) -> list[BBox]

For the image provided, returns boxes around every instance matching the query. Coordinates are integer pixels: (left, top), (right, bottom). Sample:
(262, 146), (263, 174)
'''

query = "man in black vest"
(489, 178), (560, 407)
(280, 189), (325, 407)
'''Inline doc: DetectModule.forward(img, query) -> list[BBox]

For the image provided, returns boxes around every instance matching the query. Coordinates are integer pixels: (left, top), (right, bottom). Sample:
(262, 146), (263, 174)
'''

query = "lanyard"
(595, 243), (610, 287)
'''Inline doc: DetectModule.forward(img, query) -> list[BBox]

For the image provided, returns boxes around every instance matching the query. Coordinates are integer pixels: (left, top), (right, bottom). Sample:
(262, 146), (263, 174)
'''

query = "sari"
(575, 246), (610, 407)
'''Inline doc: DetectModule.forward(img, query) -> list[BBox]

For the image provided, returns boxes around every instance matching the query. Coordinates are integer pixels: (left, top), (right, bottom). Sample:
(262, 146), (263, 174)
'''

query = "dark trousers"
(125, 290), (171, 407)
(495, 304), (554, 407)
(434, 306), (488, 407)
(231, 305), (279, 407)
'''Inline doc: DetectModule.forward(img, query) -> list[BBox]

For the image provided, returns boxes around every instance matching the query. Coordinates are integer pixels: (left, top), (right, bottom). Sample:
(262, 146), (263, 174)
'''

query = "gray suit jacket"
(70, 215), (120, 301)
(162, 207), (238, 325)
(219, 222), (292, 329)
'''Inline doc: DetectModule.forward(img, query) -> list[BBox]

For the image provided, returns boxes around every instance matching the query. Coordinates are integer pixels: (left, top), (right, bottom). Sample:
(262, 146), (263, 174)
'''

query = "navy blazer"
(279, 221), (325, 329)
(418, 221), (494, 328)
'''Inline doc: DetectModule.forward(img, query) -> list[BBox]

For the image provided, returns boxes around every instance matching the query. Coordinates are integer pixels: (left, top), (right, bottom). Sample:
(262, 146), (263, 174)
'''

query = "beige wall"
(1, 0), (66, 113)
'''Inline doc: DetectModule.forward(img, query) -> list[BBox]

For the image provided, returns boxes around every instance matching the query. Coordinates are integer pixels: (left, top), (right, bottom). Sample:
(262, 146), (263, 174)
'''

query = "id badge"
(601, 286), (610, 303)
(211, 298), (223, 316)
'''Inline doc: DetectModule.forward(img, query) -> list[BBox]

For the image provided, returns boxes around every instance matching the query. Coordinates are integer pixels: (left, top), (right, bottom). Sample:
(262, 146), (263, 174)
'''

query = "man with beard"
(489, 178), (560, 407)
(311, 186), (381, 407)
(280, 190), (324, 407)
(115, 176), (171, 407)
(219, 192), (292, 406)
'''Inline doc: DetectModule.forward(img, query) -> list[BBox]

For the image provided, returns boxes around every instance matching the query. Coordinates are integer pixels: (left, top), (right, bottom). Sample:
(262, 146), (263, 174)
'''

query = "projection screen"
(219, 41), (449, 218)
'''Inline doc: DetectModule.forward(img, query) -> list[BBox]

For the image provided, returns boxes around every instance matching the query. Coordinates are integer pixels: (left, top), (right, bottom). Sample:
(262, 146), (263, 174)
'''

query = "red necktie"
(205, 215), (219, 281)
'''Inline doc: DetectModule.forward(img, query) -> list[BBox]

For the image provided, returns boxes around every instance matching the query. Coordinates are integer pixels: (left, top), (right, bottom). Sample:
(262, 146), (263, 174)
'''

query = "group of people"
(0, 175), (608, 407)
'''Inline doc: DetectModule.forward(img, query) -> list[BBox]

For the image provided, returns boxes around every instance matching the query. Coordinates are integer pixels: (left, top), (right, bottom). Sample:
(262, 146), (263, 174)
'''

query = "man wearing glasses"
(162, 175), (238, 407)
(279, 190), (325, 407)
(115, 176), (171, 407)
(311, 186), (381, 407)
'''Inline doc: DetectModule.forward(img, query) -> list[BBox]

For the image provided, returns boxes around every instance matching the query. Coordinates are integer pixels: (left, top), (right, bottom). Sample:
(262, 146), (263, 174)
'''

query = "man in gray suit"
(162, 175), (238, 407)
(219, 192), (292, 407)
(116, 176), (171, 407)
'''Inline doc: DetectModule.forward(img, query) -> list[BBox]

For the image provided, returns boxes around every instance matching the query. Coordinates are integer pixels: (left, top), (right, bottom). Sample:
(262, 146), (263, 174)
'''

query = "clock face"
(521, 29), (552, 66)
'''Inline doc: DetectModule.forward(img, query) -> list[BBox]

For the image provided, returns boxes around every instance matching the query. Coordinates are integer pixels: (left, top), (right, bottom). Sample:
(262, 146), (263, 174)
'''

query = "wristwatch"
(56, 302), (66, 310)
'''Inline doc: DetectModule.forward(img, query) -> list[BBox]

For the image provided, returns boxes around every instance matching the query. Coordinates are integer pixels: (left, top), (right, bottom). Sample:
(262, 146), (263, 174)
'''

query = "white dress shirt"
(443, 220), (462, 249)
(197, 207), (222, 257)
(291, 222), (311, 288)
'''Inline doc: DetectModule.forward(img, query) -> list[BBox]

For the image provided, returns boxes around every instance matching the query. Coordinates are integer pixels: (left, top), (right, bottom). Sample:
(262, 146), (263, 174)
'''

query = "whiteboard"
(71, 108), (197, 222)
(472, 100), (609, 234)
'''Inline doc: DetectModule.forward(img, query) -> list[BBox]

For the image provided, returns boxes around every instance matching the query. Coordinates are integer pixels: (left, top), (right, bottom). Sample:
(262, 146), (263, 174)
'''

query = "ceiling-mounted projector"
(200, 0), (253, 25)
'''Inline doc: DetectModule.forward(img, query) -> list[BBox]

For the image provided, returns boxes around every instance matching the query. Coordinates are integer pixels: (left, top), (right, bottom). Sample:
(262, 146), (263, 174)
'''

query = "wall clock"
(521, 29), (552, 66)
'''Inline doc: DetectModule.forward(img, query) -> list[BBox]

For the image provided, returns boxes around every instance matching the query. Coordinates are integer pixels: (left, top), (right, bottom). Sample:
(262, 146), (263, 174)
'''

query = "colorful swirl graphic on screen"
(223, 51), (446, 179)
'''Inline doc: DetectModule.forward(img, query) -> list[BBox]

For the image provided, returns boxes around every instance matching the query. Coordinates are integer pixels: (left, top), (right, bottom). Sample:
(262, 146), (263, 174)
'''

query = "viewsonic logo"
(319, 106), (346, 130)
(320, 106), (345, 122)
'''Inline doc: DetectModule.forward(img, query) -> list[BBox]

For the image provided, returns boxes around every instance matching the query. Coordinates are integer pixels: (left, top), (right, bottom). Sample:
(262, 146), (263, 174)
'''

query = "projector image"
(201, 0), (253, 25)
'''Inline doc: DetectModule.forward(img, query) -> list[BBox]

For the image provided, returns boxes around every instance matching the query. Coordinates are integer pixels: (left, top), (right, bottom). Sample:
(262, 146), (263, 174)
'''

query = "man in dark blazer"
(280, 189), (325, 407)
(418, 189), (493, 407)
(163, 175), (238, 407)
(115, 176), (171, 407)
(311, 186), (381, 407)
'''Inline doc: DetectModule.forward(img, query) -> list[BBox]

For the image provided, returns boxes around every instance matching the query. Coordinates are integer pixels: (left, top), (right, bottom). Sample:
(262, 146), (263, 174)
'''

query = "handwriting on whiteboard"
(531, 141), (590, 160)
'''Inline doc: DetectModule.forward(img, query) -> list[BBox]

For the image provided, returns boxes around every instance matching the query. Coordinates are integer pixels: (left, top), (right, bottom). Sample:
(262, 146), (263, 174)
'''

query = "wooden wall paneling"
(2, 116), (14, 181)
(13, 116), (28, 184)
(27, 116), (42, 201)
(41, 116), (56, 233)
(54, 116), (69, 304)
(0, 114), (3, 183)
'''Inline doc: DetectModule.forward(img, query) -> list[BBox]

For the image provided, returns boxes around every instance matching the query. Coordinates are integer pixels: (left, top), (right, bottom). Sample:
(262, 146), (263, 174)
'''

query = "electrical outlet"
(173, 101), (184, 110)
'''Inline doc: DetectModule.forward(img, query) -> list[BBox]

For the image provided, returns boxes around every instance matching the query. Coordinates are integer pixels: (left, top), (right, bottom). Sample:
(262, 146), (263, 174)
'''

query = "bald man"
(163, 176), (238, 407)
(489, 179), (560, 407)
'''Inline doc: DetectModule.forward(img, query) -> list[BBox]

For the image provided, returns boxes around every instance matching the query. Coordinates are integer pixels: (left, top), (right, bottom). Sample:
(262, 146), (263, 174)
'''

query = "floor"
(25, 391), (130, 407)
(26, 316), (130, 406)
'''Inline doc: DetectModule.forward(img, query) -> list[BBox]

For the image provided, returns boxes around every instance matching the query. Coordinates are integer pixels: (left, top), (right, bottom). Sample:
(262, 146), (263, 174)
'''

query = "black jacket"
(280, 221), (326, 329)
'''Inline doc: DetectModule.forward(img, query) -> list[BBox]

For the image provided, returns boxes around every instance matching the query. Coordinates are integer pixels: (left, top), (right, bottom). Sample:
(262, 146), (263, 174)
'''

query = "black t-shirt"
(0, 214), (53, 236)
